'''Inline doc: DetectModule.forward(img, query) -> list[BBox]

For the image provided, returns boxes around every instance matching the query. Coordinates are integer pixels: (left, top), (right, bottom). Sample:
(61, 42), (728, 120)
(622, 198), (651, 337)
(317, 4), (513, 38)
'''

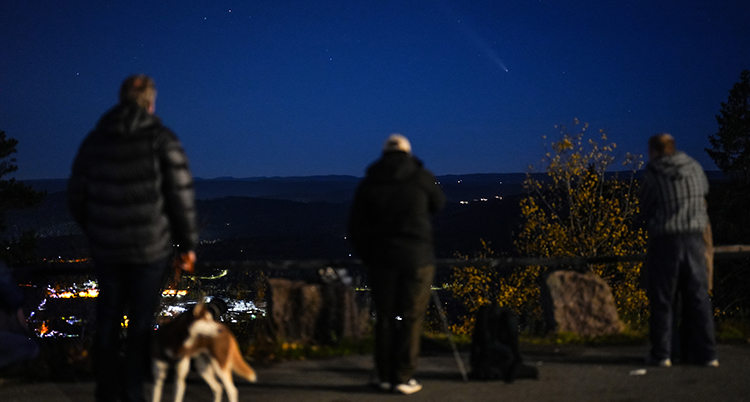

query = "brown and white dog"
(152, 301), (257, 402)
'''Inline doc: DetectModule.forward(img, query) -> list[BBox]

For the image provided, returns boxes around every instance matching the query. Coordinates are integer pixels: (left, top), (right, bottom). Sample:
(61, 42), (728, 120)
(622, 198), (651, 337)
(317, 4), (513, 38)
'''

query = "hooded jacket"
(67, 101), (198, 265)
(348, 151), (445, 269)
(640, 151), (709, 236)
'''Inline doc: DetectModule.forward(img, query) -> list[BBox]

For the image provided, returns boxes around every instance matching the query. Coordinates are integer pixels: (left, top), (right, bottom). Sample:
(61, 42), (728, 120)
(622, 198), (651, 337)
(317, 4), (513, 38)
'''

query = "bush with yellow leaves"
(450, 120), (649, 334)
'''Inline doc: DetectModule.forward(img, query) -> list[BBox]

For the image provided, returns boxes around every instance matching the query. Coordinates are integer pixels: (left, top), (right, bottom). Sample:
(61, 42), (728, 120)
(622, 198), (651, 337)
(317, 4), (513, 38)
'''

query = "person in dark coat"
(348, 134), (445, 394)
(640, 133), (718, 368)
(68, 74), (198, 402)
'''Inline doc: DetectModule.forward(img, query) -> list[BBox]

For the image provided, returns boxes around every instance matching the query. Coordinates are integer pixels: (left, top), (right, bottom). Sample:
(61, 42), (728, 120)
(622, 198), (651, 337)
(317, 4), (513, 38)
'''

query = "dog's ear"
(205, 303), (221, 322)
(193, 302), (206, 317)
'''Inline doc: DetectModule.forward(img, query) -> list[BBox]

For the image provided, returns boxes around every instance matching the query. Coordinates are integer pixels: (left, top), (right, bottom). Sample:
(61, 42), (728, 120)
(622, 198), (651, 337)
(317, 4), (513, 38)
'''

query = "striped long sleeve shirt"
(640, 151), (709, 236)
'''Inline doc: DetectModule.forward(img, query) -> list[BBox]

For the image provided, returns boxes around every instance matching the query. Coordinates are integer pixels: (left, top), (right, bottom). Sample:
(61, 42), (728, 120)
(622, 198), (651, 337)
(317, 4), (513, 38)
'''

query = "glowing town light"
(38, 322), (49, 335)
(162, 289), (188, 297)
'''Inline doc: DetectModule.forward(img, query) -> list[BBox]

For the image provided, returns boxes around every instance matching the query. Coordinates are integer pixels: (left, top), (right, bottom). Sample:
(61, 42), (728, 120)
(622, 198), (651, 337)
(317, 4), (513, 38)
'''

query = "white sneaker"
(395, 379), (422, 395)
(646, 356), (672, 367)
(704, 359), (719, 368)
(369, 378), (391, 391)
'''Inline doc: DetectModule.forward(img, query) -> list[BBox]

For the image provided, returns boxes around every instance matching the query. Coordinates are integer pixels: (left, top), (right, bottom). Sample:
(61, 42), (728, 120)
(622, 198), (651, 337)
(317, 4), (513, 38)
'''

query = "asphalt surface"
(1, 343), (748, 402)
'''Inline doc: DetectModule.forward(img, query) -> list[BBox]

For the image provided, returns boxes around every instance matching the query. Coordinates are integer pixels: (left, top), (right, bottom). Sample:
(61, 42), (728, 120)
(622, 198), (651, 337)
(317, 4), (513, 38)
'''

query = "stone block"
(266, 277), (366, 345)
(542, 270), (624, 337)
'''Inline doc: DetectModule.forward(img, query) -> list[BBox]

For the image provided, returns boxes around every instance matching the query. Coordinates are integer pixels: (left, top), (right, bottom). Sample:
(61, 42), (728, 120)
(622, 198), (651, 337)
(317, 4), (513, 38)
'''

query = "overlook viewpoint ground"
(2, 343), (749, 402)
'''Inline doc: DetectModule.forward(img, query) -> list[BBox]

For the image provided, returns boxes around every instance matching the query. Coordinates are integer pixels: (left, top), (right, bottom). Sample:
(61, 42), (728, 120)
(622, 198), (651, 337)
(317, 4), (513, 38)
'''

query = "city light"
(47, 280), (99, 299)
(162, 289), (189, 297)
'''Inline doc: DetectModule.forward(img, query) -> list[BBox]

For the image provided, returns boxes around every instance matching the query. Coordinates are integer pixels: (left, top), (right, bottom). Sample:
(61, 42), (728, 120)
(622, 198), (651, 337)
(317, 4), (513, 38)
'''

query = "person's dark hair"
(119, 74), (156, 110)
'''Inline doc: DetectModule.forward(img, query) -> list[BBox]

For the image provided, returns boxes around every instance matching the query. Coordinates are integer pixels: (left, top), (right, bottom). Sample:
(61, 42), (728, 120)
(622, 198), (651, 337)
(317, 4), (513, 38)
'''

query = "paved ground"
(1, 343), (748, 402)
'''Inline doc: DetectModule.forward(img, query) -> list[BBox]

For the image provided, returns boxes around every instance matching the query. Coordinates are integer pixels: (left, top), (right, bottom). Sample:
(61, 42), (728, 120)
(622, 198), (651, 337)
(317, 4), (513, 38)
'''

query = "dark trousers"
(93, 258), (169, 402)
(369, 264), (434, 384)
(646, 234), (717, 364)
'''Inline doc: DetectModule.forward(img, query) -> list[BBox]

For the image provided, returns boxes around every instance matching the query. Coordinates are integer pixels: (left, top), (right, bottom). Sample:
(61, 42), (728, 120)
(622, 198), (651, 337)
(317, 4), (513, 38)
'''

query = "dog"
(152, 301), (257, 402)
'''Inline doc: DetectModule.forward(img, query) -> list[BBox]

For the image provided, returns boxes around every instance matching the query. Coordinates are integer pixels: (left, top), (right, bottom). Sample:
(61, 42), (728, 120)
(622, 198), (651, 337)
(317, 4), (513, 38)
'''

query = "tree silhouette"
(704, 70), (750, 245)
(706, 70), (750, 183)
(0, 130), (46, 264)
(704, 70), (750, 324)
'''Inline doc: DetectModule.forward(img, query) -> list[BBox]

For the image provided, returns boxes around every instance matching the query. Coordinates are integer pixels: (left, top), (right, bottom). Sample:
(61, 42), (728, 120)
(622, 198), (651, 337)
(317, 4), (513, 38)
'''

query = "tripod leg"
(431, 289), (468, 382)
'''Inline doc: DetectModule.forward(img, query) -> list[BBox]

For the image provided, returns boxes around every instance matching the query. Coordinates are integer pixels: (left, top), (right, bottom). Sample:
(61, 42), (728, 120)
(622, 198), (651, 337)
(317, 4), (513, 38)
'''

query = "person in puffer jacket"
(68, 74), (198, 402)
(640, 133), (718, 369)
(349, 134), (445, 395)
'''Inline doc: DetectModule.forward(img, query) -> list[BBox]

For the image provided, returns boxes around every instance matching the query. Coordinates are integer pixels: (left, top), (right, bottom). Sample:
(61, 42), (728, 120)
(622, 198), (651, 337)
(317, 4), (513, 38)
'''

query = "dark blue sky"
(1, 1), (749, 180)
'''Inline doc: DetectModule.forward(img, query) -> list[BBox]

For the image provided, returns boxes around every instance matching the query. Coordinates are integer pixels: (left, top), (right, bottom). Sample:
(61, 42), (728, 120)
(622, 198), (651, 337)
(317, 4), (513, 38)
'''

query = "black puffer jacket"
(348, 151), (445, 269)
(67, 101), (198, 265)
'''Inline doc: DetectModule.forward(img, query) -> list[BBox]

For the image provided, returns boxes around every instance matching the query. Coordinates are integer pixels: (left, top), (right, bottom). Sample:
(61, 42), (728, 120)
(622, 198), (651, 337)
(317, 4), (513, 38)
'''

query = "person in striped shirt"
(640, 133), (718, 368)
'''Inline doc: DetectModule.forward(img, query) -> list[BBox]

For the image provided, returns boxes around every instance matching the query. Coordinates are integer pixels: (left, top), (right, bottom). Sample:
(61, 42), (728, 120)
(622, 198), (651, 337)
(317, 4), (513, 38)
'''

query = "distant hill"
(9, 174), (529, 261)
(21, 171), (727, 203)
(20, 173), (531, 203)
(9, 171), (729, 262)
(192, 175), (361, 203)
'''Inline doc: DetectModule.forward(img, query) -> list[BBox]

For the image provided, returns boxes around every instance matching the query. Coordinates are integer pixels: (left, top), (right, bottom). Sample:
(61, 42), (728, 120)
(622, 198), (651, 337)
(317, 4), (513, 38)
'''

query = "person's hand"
(174, 250), (196, 274)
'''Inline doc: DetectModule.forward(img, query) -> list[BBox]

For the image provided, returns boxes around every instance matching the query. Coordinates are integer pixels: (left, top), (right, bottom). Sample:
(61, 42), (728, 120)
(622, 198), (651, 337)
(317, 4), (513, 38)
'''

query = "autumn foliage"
(450, 120), (648, 333)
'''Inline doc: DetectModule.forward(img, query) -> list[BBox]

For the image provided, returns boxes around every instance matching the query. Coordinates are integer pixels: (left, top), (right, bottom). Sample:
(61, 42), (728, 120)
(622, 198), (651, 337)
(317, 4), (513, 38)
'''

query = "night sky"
(2, 1), (749, 180)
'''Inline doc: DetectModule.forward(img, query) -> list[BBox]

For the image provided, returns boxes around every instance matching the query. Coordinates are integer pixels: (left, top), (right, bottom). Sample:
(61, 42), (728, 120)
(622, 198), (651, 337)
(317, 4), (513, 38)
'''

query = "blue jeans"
(93, 258), (169, 402)
(646, 234), (717, 364)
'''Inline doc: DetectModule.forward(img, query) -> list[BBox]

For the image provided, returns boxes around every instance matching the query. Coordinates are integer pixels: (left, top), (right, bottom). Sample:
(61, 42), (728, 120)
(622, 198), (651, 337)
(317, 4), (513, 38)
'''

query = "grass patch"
(421, 330), (472, 352)
(716, 319), (750, 342)
(519, 329), (647, 346)
(247, 336), (375, 363)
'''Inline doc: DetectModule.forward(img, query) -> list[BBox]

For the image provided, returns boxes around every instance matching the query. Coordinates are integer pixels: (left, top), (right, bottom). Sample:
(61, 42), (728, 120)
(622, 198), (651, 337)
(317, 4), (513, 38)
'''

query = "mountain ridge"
(8, 171), (730, 262)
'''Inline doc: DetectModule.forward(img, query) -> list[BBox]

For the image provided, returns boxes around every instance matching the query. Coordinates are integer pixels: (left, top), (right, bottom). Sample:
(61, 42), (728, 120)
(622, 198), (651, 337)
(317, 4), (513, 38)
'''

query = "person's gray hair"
(648, 133), (676, 157)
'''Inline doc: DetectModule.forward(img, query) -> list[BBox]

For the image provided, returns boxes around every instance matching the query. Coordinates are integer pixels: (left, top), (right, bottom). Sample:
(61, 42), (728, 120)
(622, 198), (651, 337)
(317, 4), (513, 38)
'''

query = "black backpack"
(469, 305), (539, 382)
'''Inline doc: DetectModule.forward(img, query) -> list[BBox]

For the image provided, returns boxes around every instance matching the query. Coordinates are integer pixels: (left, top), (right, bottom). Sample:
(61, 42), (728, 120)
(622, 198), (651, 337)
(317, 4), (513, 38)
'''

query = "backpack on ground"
(469, 305), (539, 382)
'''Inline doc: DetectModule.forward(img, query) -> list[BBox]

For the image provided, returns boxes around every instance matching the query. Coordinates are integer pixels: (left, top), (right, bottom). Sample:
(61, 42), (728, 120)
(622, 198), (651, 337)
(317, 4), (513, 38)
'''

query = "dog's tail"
(230, 336), (258, 383)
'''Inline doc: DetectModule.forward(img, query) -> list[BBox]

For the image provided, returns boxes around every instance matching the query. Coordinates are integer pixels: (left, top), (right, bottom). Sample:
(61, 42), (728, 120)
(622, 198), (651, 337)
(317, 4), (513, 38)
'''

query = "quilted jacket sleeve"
(157, 130), (198, 251)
